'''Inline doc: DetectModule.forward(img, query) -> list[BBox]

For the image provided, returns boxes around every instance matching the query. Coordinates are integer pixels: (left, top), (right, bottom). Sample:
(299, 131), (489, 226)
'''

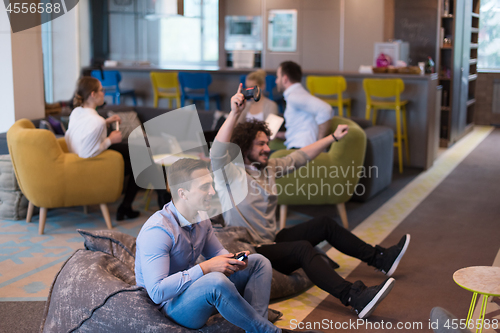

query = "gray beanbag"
(40, 229), (284, 333)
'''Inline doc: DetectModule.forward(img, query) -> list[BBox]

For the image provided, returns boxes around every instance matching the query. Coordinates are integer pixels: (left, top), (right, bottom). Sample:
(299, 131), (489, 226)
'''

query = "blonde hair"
(73, 77), (101, 107)
(246, 69), (267, 88)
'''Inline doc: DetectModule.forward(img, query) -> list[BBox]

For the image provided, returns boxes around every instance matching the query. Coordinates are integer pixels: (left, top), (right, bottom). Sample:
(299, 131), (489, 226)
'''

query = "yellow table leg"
(467, 292), (478, 324)
(476, 295), (489, 333)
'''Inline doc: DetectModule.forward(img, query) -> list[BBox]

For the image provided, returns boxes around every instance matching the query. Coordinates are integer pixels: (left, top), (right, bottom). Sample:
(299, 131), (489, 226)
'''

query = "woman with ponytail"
(65, 76), (140, 221)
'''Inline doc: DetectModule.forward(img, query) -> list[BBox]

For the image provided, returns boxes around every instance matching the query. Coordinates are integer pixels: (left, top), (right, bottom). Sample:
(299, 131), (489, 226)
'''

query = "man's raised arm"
(214, 84), (246, 143)
(300, 124), (349, 160)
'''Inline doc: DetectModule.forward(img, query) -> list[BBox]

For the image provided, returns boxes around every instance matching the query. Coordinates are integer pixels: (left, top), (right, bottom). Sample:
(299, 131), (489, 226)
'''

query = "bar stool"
(150, 72), (181, 108)
(363, 78), (409, 173)
(306, 76), (351, 117)
(453, 266), (500, 333)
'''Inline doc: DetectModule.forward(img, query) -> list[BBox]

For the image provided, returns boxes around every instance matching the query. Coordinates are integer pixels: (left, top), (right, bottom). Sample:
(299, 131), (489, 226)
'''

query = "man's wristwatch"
(331, 133), (339, 142)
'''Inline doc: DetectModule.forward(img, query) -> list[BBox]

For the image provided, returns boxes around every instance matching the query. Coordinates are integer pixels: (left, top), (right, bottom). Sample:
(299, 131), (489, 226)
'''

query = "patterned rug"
(0, 194), (311, 302)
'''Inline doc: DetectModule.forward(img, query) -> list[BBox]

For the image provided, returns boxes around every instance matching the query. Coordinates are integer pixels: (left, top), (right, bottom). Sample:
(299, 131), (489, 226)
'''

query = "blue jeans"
(162, 254), (280, 333)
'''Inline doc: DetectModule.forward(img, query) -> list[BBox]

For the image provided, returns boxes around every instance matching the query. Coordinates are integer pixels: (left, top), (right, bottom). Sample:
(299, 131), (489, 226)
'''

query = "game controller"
(242, 86), (261, 102)
(233, 252), (248, 261)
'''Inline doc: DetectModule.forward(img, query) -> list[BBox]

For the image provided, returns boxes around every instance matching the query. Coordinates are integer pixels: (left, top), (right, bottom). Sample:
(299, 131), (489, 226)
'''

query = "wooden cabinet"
(439, 0), (480, 146)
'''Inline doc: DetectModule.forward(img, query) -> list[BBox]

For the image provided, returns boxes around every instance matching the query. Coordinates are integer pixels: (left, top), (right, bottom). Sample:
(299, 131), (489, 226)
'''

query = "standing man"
(275, 61), (333, 149)
(135, 158), (295, 332)
(210, 87), (410, 319)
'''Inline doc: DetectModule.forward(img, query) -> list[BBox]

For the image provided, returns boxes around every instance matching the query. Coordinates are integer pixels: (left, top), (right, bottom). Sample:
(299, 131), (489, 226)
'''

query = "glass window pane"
(478, 0), (500, 69)
(160, 17), (201, 64)
(203, 0), (219, 62)
(103, 0), (218, 66)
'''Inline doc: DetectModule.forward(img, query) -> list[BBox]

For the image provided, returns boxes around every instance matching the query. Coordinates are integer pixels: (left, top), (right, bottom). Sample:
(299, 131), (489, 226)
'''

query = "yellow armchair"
(270, 117), (366, 229)
(7, 119), (124, 234)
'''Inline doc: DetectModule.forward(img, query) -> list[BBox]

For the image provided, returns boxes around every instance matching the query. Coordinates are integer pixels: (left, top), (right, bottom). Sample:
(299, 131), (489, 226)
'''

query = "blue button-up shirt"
(135, 202), (229, 308)
(283, 83), (333, 149)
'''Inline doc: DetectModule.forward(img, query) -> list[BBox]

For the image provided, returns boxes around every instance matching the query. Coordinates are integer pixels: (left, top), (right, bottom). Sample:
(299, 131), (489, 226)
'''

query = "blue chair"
(239, 74), (247, 88)
(178, 72), (221, 110)
(90, 70), (137, 106)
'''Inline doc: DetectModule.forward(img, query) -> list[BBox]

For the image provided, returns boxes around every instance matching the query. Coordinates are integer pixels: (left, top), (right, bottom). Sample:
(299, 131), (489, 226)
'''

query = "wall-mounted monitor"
(268, 9), (297, 53)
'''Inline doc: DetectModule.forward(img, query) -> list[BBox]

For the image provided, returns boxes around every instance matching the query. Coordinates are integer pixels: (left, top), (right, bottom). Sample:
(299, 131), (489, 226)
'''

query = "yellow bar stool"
(363, 78), (409, 173)
(306, 76), (351, 117)
(150, 72), (181, 108)
(453, 266), (500, 333)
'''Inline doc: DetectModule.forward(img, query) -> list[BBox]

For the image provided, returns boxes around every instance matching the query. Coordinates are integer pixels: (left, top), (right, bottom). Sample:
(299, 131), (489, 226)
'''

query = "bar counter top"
(89, 66), (440, 169)
(93, 65), (438, 81)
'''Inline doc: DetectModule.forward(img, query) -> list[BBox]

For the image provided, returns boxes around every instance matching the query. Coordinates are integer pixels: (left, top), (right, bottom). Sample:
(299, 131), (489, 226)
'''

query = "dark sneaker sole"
(386, 234), (411, 277)
(358, 278), (395, 319)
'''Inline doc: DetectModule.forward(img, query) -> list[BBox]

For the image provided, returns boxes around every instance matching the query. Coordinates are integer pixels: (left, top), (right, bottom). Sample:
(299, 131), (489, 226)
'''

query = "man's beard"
(247, 151), (269, 170)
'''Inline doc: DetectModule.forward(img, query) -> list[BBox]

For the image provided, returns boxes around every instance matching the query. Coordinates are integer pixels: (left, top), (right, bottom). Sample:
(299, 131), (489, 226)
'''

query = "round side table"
(453, 266), (500, 333)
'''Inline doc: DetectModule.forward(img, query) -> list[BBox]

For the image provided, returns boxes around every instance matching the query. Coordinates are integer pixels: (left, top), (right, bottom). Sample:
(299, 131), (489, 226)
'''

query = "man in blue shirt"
(135, 159), (286, 332)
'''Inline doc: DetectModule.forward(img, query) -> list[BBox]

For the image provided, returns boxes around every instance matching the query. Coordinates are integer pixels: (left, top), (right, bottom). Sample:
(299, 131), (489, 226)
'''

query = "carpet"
(294, 127), (500, 332)
(2, 127), (495, 333)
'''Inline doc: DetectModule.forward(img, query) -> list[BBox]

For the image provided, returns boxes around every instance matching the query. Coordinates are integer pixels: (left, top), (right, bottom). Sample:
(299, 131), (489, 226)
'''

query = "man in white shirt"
(275, 61), (333, 149)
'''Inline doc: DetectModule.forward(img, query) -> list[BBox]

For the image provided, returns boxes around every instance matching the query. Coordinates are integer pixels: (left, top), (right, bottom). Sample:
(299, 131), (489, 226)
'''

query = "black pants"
(255, 216), (377, 305)
(109, 143), (140, 209)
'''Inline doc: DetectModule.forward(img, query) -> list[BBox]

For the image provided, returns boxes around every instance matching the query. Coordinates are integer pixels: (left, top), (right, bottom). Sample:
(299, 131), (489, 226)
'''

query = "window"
(106, 0), (218, 67)
(478, 0), (500, 70)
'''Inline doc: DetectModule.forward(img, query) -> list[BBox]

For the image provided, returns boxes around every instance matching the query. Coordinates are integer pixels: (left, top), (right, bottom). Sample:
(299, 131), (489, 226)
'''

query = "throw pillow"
(39, 120), (55, 134)
(47, 116), (66, 135)
(77, 229), (136, 271)
(107, 110), (142, 140)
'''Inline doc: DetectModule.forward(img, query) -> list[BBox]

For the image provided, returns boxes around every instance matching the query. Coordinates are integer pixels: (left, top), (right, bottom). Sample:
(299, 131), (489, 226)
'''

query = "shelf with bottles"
(440, 79), (451, 108)
(440, 15), (454, 48)
(440, 109), (450, 141)
(442, 0), (454, 18)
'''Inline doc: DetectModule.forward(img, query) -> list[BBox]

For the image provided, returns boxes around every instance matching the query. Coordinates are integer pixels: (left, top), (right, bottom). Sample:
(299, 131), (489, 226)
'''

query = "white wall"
(11, 25), (46, 121)
(0, 5), (16, 133)
(52, 5), (81, 102)
(343, 0), (385, 71)
(224, 0), (385, 72)
(0, 5), (45, 132)
(79, 0), (91, 68)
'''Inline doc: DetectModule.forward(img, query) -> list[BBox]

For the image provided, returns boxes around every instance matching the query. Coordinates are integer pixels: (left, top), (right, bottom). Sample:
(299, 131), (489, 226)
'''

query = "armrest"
(57, 137), (69, 153)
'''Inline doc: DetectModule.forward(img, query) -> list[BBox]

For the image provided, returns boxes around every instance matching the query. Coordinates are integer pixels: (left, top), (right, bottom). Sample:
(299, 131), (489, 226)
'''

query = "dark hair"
(279, 61), (302, 83)
(167, 158), (209, 201)
(230, 119), (271, 157)
(73, 76), (101, 107)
